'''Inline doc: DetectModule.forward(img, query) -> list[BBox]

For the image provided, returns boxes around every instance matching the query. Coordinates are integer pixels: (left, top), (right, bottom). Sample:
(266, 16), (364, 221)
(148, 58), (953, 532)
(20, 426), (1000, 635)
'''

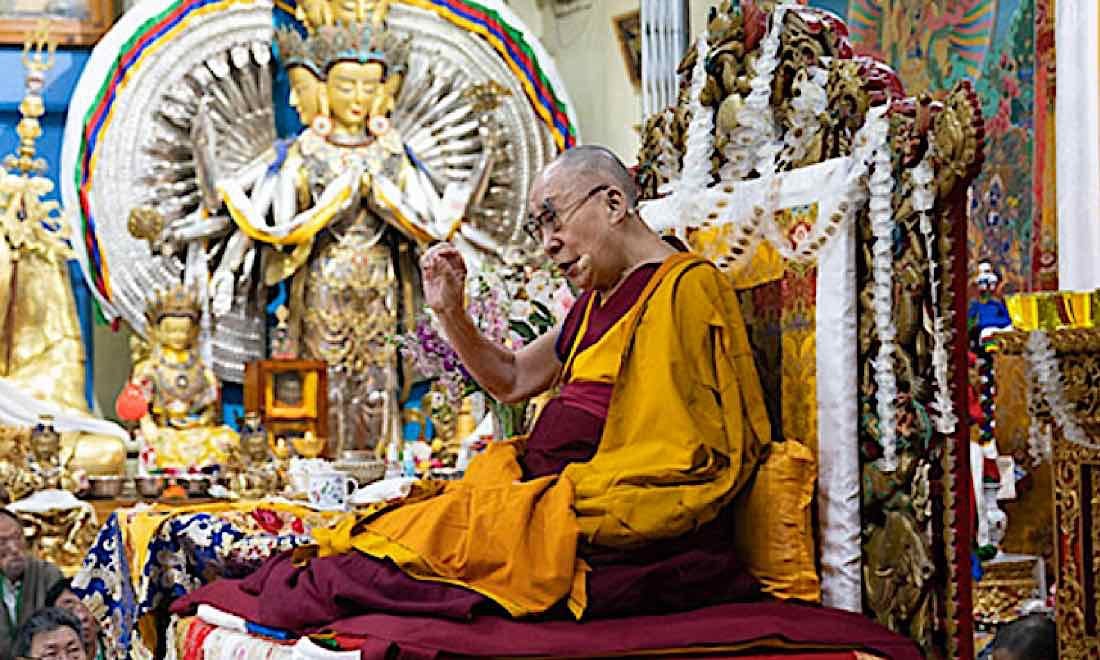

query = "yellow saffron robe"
(564, 254), (772, 548)
(312, 252), (772, 616)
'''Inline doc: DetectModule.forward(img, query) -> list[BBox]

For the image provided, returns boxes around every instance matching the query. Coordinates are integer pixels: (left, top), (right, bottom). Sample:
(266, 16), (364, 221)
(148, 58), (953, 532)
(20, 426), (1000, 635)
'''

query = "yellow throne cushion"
(733, 438), (820, 603)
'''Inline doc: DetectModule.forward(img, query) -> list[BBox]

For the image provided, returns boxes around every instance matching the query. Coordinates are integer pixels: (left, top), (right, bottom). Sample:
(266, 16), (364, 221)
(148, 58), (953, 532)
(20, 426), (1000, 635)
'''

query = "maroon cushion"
(173, 578), (918, 659)
(326, 600), (920, 659)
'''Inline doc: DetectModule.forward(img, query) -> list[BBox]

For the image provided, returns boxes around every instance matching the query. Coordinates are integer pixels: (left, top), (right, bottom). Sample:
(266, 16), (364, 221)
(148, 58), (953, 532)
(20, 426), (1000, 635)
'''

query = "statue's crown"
(312, 21), (410, 77)
(274, 27), (323, 77)
(146, 283), (201, 324)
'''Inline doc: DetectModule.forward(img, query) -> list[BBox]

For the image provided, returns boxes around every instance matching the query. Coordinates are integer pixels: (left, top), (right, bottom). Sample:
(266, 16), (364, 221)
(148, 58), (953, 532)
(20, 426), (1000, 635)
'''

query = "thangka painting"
(818, 0), (1056, 294)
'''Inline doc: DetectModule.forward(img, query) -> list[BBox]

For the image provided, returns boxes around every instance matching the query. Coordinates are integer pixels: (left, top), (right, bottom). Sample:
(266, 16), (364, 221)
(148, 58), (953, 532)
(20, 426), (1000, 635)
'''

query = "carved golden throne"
(635, 2), (984, 656)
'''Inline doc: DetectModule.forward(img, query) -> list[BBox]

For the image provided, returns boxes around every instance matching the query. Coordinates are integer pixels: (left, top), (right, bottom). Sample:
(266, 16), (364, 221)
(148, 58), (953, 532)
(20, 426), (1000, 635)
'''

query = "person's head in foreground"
(991, 612), (1056, 660)
(13, 607), (86, 660)
(0, 508), (28, 583)
(523, 145), (673, 294)
(46, 579), (98, 659)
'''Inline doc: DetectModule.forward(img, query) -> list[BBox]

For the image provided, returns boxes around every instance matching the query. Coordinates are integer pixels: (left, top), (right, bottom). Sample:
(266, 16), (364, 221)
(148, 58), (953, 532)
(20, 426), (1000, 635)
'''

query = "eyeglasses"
(524, 184), (609, 243)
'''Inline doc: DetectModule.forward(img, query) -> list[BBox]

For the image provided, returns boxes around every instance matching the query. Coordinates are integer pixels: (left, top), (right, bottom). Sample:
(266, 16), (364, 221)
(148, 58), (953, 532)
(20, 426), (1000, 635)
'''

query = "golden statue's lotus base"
(147, 425), (238, 470)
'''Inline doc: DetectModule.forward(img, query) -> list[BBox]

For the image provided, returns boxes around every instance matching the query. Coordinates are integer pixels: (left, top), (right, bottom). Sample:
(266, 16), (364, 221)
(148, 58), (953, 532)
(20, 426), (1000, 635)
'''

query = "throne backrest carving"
(635, 2), (983, 655)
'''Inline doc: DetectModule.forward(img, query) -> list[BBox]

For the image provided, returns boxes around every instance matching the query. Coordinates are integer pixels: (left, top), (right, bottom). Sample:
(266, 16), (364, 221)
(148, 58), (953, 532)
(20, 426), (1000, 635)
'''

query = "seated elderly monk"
(176, 145), (772, 629)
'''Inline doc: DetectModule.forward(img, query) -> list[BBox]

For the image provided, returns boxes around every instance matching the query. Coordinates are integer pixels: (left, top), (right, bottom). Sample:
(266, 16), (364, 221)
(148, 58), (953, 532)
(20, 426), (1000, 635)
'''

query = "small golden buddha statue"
(27, 414), (86, 493)
(295, 0), (333, 32)
(229, 413), (281, 499)
(293, 0), (389, 32)
(123, 284), (239, 470)
(329, 0), (389, 26)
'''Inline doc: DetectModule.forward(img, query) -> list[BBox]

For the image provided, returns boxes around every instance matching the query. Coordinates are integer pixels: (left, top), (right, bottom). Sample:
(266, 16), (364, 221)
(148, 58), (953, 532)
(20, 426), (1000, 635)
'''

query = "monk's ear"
(606, 187), (628, 224)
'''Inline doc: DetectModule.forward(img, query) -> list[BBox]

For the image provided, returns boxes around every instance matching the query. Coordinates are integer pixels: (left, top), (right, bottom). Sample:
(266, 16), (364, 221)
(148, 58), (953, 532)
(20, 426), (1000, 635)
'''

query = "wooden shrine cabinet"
(244, 359), (329, 456)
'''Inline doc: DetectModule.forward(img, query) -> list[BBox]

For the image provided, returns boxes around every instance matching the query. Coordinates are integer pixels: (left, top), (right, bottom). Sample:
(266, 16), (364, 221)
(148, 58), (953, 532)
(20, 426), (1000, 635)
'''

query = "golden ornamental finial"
(0, 19), (69, 263)
(22, 20), (56, 76)
(5, 21), (56, 175)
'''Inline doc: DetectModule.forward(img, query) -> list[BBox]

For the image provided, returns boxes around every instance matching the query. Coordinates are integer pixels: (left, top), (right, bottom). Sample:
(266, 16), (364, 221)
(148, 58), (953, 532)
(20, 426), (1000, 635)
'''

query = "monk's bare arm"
(433, 308), (562, 403)
(422, 243), (562, 403)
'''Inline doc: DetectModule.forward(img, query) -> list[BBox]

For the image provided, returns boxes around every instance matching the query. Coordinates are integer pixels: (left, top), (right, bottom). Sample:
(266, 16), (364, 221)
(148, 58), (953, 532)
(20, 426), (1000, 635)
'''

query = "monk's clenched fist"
(419, 243), (467, 315)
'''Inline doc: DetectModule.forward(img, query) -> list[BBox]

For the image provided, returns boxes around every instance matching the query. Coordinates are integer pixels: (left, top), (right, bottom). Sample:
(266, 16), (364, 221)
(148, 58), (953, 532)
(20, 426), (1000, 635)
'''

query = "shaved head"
(538, 145), (637, 207)
(524, 144), (672, 294)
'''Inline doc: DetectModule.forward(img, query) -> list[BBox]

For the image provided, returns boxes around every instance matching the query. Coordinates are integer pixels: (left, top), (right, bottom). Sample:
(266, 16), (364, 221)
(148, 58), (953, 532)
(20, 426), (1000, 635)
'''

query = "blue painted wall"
(0, 46), (95, 408)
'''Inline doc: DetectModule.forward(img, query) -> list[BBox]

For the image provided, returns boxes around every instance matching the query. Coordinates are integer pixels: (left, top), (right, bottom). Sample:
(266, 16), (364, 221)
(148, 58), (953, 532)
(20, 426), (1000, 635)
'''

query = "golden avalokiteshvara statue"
(0, 23), (127, 477)
(212, 6), (503, 455)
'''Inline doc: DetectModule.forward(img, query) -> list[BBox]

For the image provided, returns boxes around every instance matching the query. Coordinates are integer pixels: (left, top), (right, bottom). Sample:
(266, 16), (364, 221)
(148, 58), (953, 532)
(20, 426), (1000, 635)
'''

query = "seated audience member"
(180, 145), (771, 629)
(0, 509), (63, 658)
(991, 613), (1057, 660)
(46, 579), (102, 660)
(12, 607), (86, 660)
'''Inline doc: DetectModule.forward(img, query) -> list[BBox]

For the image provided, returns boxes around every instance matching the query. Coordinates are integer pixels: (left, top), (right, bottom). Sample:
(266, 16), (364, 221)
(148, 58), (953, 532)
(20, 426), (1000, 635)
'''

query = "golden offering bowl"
(291, 432), (325, 459)
(1005, 294), (1037, 332)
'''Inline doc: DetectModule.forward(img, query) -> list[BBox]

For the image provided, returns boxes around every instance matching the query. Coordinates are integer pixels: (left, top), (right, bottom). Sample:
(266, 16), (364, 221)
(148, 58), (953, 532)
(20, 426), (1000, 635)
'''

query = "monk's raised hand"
(420, 243), (467, 314)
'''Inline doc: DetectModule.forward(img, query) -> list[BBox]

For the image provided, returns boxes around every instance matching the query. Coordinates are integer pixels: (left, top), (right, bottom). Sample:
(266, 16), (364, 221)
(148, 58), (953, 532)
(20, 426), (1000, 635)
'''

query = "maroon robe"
(175, 262), (758, 631)
(523, 262), (659, 479)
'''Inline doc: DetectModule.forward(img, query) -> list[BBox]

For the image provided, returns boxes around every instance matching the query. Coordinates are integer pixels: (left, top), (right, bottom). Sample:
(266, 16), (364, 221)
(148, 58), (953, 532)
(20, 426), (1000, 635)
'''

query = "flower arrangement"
(393, 261), (574, 470)
(466, 262), (575, 349)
